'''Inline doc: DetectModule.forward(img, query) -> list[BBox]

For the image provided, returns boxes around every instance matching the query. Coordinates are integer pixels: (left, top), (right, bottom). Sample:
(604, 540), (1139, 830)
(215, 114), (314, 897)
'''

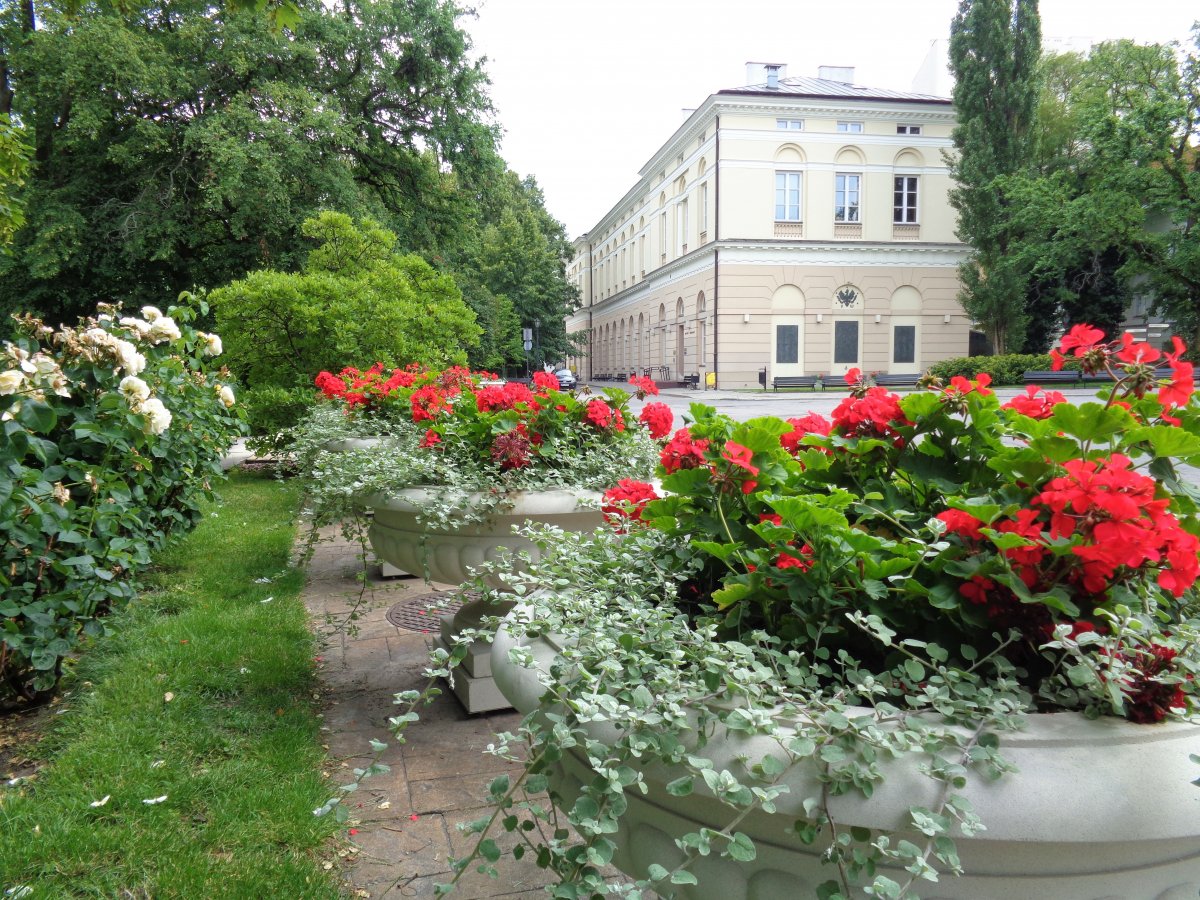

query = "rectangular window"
(835, 173), (861, 222)
(700, 182), (709, 233)
(776, 118), (804, 130)
(659, 211), (667, 257)
(775, 172), (802, 221)
(897, 124), (922, 135)
(836, 121), (863, 133)
(893, 325), (916, 364)
(776, 325), (799, 364)
(678, 199), (688, 253)
(834, 321), (859, 364)
(893, 176), (918, 224)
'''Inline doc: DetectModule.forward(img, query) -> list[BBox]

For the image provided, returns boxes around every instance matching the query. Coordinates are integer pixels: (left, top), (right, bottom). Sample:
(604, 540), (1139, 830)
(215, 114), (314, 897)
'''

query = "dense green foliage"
(0, 113), (29, 248)
(212, 212), (480, 395)
(927, 352), (1055, 384)
(1004, 35), (1200, 350)
(0, 0), (578, 372)
(947, 0), (1042, 354)
(0, 297), (243, 705)
(0, 471), (341, 896)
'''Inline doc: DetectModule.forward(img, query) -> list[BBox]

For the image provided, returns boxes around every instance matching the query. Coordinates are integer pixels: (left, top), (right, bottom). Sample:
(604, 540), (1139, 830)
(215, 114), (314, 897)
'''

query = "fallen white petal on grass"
(142, 795), (168, 805)
(260, 596), (274, 604)
(239, 667), (250, 675)
(253, 577), (272, 584)
(89, 795), (111, 808)
(163, 692), (174, 703)
(150, 759), (166, 769)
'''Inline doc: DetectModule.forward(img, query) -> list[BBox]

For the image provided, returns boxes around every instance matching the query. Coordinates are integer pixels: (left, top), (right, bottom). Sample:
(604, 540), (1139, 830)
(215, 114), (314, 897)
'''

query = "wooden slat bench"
(772, 375), (824, 392)
(873, 373), (922, 389)
(1022, 367), (1175, 386)
(682, 374), (701, 389)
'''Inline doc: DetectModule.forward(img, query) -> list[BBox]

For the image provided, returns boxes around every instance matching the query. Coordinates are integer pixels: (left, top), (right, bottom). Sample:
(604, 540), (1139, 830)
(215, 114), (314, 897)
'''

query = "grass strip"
(0, 470), (342, 898)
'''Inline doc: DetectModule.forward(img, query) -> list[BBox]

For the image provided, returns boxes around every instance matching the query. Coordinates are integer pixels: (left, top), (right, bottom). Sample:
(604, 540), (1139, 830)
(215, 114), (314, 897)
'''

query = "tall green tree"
(947, 0), (1042, 354)
(0, 0), (497, 326)
(998, 34), (1200, 348)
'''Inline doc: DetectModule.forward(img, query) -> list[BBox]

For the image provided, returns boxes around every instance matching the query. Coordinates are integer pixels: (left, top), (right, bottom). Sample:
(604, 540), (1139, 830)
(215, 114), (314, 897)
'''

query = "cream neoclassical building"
(565, 63), (970, 388)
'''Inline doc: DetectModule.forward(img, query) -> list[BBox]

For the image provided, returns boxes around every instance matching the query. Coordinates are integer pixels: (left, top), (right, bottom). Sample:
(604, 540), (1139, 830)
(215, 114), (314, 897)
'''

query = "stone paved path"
(303, 527), (552, 899)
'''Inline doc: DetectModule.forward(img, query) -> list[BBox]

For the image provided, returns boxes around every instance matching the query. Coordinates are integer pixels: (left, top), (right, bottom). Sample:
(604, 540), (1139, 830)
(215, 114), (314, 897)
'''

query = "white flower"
(140, 306), (163, 322)
(31, 354), (58, 377)
(202, 333), (223, 357)
(113, 338), (146, 375)
(140, 397), (172, 435)
(119, 316), (152, 336)
(0, 369), (24, 395)
(89, 795), (111, 808)
(82, 327), (111, 346)
(217, 384), (236, 408)
(148, 317), (181, 344)
(142, 795), (168, 805)
(119, 375), (151, 403)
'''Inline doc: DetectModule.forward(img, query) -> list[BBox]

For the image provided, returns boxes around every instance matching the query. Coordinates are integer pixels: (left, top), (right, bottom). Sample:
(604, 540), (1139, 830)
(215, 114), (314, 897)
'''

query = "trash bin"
(758, 367), (767, 390)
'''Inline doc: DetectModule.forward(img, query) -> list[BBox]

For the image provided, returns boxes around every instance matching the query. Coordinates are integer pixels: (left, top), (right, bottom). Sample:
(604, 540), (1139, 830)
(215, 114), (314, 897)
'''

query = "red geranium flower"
(780, 414), (832, 455)
(585, 398), (615, 429)
(638, 402), (674, 440)
(936, 508), (985, 541)
(602, 479), (660, 524)
(660, 428), (710, 473)
(532, 371), (560, 392)
(1003, 385), (1066, 420)
(627, 375), (659, 396)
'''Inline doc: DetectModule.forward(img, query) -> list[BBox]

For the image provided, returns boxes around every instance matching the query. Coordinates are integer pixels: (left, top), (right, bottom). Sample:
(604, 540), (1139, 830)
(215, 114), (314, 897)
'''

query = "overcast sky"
(463, 0), (1197, 239)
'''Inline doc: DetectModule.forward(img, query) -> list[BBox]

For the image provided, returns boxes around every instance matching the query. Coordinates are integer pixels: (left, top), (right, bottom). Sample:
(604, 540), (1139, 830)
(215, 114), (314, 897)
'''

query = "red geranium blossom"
(721, 441), (759, 477)
(780, 413), (832, 455)
(638, 402), (674, 440)
(627, 375), (659, 396)
(585, 398), (616, 429)
(602, 479), (660, 524)
(532, 371), (560, 392)
(831, 387), (911, 441)
(660, 428), (710, 474)
(1002, 385), (1066, 420)
(936, 508), (985, 542)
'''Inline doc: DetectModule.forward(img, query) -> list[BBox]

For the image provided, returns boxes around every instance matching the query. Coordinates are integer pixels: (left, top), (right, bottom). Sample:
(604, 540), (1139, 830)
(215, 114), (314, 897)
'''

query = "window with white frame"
(775, 172), (802, 221)
(897, 124), (922, 135)
(659, 211), (667, 258)
(893, 176), (918, 223)
(700, 182), (709, 233)
(836, 121), (863, 133)
(677, 199), (689, 253)
(835, 173), (861, 222)
(776, 118), (804, 130)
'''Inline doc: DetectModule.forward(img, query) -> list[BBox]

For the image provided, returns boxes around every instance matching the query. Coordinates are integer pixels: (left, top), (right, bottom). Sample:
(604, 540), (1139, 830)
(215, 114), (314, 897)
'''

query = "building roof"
(720, 75), (951, 105)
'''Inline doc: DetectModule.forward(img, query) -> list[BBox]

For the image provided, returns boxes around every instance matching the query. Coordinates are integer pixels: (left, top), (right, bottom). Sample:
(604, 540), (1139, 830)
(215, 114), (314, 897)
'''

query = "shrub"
(239, 384), (317, 444)
(0, 297), (245, 705)
(927, 352), (1086, 385)
(211, 212), (480, 394)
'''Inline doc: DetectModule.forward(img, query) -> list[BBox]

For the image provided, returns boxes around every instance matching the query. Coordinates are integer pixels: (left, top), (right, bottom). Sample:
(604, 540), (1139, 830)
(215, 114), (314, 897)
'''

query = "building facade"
(565, 64), (971, 388)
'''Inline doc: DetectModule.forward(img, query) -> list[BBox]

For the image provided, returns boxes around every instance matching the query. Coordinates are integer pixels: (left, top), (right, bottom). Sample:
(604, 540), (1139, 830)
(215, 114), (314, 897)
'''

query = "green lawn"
(0, 471), (342, 898)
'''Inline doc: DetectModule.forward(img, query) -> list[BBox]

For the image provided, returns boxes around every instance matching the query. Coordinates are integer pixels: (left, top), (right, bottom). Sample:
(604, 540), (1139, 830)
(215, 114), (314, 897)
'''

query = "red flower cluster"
(721, 441), (759, 494)
(602, 479), (660, 524)
(830, 387), (911, 441)
(660, 428), (710, 474)
(476, 382), (537, 413)
(1109, 643), (1186, 724)
(532, 371), (560, 392)
(584, 398), (624, 431)
(779, 413), (832, 456)
(489, 428), (533, 470)
(411, 384), (452, 423)
(1033, 454), (1199, 597)
(627, 375), (659, 397)
(638, 402), (674, 440)
(1048, 324), (1194, 414)
(943, 372), (993, 398)
(935, 508), (985, 541)
(1002, 385), (1067, 420)
(314, 363), (424, 410)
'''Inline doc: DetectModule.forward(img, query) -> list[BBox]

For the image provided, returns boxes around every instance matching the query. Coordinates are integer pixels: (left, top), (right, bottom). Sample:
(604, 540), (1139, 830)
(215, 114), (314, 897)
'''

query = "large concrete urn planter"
(366, 488), (603, 712)
(492, 614), (1200, 898)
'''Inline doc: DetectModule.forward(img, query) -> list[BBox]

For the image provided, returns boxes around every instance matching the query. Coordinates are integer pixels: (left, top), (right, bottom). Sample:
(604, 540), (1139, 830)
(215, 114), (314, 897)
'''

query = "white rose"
(119, 375), (151, 403)
(120, 317), (152, 336)
(140, 306), (163, 322)
(113, 338), (146, 375)
(140, 397), (172, 435)
(217, 384), (235, 408)
(203, 333), (223, 357)
(83, 327), (112, 347)
(31, 354), (58, 376)
(0, 369), (24, 395)
(148, 317), (181, 344)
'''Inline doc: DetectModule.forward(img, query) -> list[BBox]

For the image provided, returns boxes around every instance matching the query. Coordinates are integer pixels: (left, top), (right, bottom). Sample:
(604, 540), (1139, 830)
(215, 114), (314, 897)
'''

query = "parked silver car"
(554, 368), (577, 390)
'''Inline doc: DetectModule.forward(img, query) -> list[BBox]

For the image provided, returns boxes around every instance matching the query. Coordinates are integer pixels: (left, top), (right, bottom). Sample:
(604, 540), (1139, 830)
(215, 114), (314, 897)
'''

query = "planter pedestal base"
(433, 596), (516, 714)
(380, 560), (405, 578)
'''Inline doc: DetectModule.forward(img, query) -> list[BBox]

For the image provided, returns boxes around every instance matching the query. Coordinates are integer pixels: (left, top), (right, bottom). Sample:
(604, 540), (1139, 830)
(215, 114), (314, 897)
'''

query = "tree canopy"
(947, 0), (1042, 355)
(0, 0), (578, 370)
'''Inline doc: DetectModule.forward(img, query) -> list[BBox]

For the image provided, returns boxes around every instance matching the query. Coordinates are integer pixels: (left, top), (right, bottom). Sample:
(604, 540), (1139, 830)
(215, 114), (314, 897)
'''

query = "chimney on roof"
(745, 61), (787, 88)
(818, 65), (855, 83)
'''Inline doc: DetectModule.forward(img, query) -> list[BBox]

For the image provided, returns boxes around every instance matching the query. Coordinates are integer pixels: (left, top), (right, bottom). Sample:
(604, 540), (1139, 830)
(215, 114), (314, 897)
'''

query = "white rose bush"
(0, 295), (244, 706)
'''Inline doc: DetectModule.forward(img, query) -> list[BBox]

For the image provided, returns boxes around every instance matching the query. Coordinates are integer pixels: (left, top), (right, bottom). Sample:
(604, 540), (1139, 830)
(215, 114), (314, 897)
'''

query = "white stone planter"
(367, 488), (603, 712)
(322, 436), (385, 453)
(492, 615), (1200, 898)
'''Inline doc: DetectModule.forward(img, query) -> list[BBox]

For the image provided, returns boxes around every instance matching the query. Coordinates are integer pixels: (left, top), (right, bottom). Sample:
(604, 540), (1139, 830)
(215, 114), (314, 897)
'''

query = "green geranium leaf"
(1128, 425), (1200, 460)
(1048, 402), (1129, 443)
(711, 582), (751, 610)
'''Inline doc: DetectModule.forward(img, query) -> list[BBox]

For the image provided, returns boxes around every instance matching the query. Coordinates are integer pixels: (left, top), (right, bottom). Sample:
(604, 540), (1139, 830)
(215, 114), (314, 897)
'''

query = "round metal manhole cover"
(385, 591), (468, 632)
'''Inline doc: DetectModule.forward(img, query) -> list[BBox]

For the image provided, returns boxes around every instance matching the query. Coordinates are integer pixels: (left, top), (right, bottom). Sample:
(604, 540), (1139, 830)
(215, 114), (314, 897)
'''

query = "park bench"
(772, 375), (824, 392)
(1023, 367), (1175, 386)
(873, 373), (922, 389)
(682, 374), (701, 389)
